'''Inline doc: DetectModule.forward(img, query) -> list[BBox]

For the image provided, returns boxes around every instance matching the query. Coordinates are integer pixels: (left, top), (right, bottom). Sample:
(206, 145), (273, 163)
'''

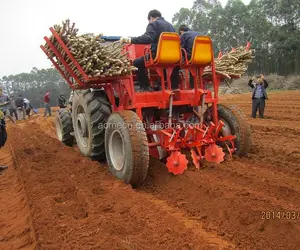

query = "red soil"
(1, 90), (300, 249)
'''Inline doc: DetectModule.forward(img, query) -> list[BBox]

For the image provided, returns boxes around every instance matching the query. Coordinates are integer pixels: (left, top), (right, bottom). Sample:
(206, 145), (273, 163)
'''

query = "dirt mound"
(1, 90), (300, 249)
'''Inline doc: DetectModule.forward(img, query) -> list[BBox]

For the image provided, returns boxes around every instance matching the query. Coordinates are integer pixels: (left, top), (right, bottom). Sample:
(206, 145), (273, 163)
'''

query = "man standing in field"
(0, 87), (16, 123)
(0, 108), (8, 173)
(0, 93), (16, 173)
(9, 94), (18, 120)
(23, 98), (36, 118)
(248, 74), (268, 118)
(15, 94), (26, 120)
(44, 91), (51, 117)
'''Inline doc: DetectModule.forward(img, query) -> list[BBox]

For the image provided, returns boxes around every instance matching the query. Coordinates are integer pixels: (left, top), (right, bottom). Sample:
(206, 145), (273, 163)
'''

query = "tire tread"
(217, 104), (252, 157)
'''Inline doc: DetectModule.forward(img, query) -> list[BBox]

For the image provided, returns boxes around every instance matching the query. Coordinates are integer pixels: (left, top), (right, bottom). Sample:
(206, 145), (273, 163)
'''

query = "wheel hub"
(75, 112), (88, 147)
(220, 119), (231, 136)
(56, 116), (62, 141)
(77, 113), (88, 137)
(109, 130), (125, 171)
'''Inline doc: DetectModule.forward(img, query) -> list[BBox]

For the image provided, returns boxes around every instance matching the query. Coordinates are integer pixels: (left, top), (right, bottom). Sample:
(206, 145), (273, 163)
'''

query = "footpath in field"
(2, 90), (300, 249)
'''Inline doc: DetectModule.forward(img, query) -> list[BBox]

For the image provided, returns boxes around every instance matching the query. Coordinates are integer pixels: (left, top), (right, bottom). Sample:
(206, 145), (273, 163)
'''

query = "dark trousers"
(188, 71), (194, 88)
(133, 56), (149, 89)
(0, 119), (7, 148)
(252, 98), (265, 118)
(10, 108), (18, 120)
(133, 56), (180, 90)
(26, 108), (31, 116)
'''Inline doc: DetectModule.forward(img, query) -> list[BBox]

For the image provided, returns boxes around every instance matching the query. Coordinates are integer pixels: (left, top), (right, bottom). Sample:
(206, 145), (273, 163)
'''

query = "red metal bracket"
(40, 45), (76, 89)
(49, 27), (88, 81)
(43, 36), (84, 88)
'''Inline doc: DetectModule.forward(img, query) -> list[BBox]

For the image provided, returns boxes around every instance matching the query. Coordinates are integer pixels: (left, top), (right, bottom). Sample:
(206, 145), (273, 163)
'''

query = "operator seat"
(181, 35), (215, 89)
(144, 32), (182, 91)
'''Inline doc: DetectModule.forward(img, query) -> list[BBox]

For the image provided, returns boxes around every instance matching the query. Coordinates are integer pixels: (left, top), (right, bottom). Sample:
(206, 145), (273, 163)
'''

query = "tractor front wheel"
(105, 110), (149, 188)
(55, 108), (74, 147)
(217, 104), (252, 157)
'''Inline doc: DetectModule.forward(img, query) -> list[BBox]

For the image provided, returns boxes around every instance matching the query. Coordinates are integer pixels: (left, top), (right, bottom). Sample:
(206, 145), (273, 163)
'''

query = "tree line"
(0, 67), (70, 108)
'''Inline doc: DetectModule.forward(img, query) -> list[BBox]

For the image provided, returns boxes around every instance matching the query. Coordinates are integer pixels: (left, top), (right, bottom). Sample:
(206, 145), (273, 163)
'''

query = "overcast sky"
(0, 0), (250, 78)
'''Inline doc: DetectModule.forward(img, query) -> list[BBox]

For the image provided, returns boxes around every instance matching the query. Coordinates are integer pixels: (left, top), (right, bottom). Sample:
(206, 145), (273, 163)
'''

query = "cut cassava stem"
(44, 19), (136, 80)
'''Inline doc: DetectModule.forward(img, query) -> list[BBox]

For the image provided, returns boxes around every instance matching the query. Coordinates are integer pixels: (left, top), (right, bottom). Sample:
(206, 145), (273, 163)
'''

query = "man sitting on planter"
(119, 10), (179, 91)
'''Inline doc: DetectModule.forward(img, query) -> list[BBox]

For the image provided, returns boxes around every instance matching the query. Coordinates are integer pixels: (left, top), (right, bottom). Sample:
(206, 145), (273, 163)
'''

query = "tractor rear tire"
(217, 104), (252, 157)
(72, 89), (111, 161)
(55, 108), (74, 147)
(105, 110), (149, 188)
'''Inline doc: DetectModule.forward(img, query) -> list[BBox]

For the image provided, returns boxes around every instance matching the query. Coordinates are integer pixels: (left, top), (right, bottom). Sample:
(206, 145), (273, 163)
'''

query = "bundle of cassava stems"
(44, 19), (136, 80)
(203, 46), (254, 79)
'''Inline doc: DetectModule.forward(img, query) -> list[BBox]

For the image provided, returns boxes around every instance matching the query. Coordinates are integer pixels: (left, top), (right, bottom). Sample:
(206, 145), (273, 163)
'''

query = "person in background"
(0, 90), (15, 174)
(0, 88), (10, 118)
(23, 98), (30, 115)
(58, 94), (67, 109)
(23, 98), (36, 118)
(0, 100), (15, 173)
(0, 87), (16, 123)
(44, 91), (51, 117)
(0, 108), (8, 173)
(248, 74), (268, 118)
(15, 94), (26, 120)
(9, 94), (18, 120)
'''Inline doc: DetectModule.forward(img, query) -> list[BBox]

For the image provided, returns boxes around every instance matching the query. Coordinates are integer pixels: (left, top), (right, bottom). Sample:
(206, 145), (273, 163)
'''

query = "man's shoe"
(153, 84), (162, 91)
(134, 85), (141, 92)
(143, 86), (154, 92)
(153, 80), (162, 91)
(171, 84), (179, 90)
(135, 85), (154, 92)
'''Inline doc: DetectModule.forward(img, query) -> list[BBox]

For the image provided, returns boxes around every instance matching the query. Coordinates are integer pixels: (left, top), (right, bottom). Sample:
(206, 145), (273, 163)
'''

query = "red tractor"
(41, 28), (251, 187)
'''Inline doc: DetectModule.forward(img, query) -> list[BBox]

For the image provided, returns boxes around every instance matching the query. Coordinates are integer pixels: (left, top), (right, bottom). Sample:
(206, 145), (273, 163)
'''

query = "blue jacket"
(131, 17), (175, 55)
(248, 79), (268, 99)
(180, 31), (201, 59)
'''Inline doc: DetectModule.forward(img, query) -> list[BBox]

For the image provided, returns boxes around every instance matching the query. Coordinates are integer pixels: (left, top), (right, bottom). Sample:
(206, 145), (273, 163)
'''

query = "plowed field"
(1, 90), (300, 250)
